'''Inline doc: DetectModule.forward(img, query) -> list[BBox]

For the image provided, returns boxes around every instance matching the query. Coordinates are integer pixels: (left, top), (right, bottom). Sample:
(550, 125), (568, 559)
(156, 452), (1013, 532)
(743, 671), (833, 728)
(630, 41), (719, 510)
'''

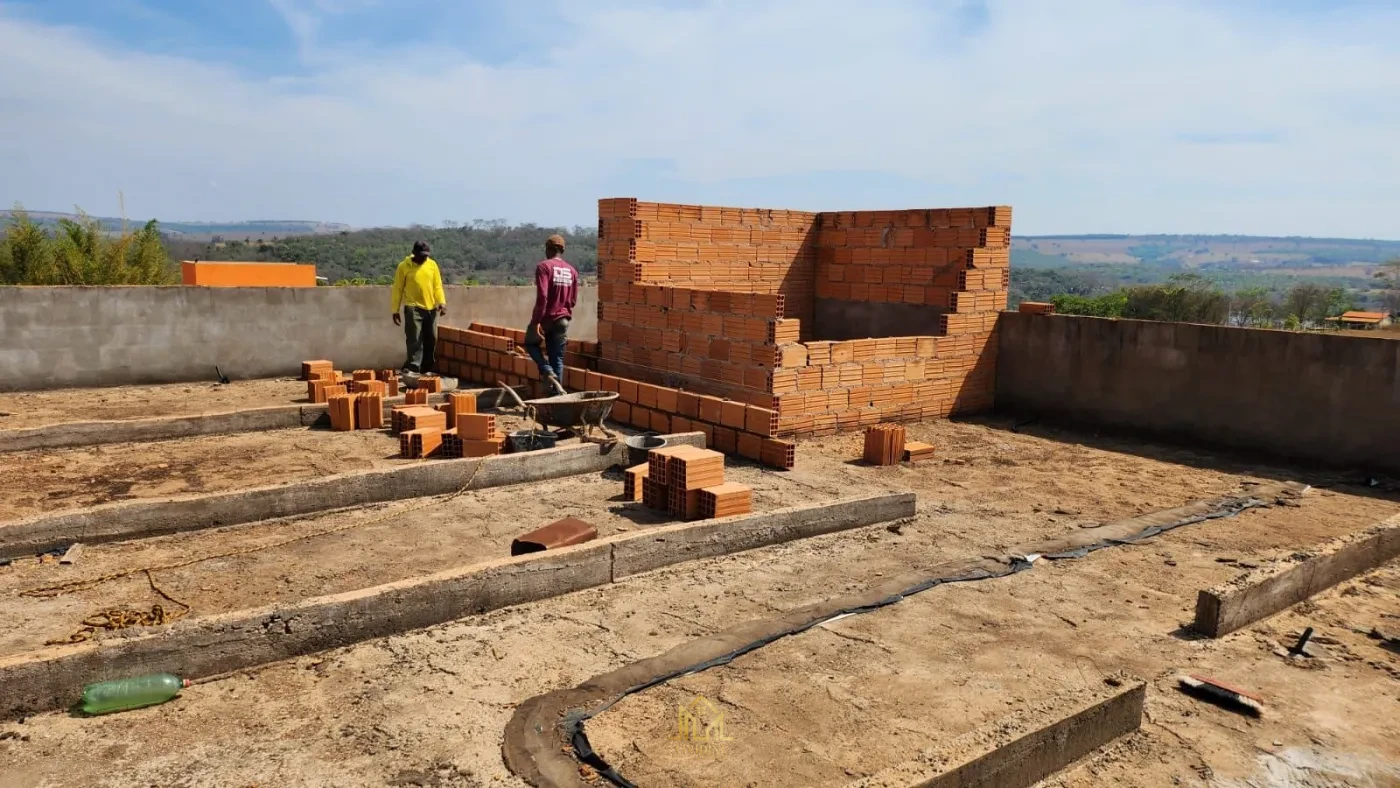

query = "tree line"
(1044, 271), (1399, 328)
(165, 220), (599, 286)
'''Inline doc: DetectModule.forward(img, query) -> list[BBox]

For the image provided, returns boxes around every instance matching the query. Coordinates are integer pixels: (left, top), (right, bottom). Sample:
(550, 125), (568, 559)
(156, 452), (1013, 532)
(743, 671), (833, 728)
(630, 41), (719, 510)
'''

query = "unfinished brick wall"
(813, 207), (1010, 340)
(595, 198), (1009, 438)
(598, 199), (817, 335)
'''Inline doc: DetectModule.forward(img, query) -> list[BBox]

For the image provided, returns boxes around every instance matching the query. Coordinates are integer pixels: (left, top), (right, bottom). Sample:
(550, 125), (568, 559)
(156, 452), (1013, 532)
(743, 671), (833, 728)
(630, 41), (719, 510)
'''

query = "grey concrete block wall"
(0, 285), (596, 391)
(995, 312), (1400, 473)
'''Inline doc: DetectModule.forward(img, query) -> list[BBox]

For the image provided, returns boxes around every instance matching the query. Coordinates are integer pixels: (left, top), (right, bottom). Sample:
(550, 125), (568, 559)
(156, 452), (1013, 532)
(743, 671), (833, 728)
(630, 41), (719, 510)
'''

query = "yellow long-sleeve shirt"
(390, 257), (447, 312)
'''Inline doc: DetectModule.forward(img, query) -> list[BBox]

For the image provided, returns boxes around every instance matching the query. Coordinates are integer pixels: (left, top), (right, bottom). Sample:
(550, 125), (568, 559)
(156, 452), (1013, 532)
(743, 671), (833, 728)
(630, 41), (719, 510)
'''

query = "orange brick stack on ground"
(301, 360), (333, 381)
(698, 483), (752, 518)
(639, 446), (751, 521)
(863, 423), (906, 466)
(327, 393), (358, 431)
(356, 393), (385, 430)
(457, 413), (505, 457)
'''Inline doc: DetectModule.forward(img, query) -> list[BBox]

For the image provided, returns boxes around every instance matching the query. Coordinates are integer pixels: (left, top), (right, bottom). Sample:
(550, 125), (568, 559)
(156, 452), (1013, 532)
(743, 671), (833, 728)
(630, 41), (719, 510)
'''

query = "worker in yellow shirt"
(391, 240), (447, 375)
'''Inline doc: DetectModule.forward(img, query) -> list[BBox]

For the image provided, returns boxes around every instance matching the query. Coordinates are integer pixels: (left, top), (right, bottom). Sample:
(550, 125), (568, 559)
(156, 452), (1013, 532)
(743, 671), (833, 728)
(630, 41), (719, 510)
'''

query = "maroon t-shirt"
(532, 257), (579, 324)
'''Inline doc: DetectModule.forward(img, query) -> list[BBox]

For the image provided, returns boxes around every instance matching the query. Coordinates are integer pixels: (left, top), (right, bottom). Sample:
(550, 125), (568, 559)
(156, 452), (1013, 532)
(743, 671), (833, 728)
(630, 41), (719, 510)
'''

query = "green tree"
(1284, 282), (1330, 325)
(1121, 274), (1230, 324)
(0, 205), (174, 285)
(1231, 286), (1276, 327)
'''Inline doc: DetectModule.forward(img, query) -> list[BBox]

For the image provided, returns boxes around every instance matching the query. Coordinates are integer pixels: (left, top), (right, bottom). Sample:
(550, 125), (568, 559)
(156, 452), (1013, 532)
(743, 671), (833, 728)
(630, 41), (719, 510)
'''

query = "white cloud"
(1, 0), (1397, 236)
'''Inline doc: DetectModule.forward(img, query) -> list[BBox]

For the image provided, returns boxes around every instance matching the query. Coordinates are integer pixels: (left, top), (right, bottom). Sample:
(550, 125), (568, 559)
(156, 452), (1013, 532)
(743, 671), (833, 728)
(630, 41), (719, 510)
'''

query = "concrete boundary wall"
(0, 284), (597, 392)
(1193, 513), (1400, 637)
(0, 431), (706, 559)
(995, 313), (1400, 473)
(853, 679), (1146, 788)
(0, 492), (914, 718)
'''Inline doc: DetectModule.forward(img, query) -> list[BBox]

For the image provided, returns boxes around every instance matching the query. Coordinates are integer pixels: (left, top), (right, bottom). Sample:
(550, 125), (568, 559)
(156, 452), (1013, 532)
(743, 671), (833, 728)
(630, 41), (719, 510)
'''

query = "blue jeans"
(525, 317), (569, 383)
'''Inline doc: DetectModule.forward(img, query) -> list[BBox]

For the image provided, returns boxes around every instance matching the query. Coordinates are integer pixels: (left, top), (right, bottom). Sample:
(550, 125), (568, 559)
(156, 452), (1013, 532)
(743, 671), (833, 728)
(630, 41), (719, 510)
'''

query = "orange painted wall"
(181, 261), (317, 287)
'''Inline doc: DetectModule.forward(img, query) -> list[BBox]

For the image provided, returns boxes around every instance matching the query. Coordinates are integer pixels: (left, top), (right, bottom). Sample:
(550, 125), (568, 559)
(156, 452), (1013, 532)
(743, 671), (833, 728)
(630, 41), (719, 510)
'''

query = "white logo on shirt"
(552, 267), (574, 286)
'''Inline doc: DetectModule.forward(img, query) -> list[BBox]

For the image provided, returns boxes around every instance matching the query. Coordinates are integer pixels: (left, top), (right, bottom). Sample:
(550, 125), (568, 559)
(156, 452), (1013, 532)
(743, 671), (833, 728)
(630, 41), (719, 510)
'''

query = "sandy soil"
(0, 429), (409, 522)
(0, 378), (310, 429)
(0, 460), (814, 656)
(0, 413), (542, 522)
(0, 419), (1397, 787)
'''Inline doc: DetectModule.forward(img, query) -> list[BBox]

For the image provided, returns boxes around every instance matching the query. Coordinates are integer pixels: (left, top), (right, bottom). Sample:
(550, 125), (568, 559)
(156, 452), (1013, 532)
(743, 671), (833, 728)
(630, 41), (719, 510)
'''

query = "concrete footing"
(850, 679), (1146, 788)
(0, 492), (913, 718)
(1193, 512), (1400, 637)
(0, 431), (706, 560)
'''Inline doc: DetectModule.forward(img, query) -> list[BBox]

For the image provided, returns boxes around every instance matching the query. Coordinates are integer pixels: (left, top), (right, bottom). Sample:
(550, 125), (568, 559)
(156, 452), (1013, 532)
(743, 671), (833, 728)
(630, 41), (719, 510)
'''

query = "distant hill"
(0, 210), (351, 240)
(1013, 234), (1400, 278)
(1009, 234), (1400, 311)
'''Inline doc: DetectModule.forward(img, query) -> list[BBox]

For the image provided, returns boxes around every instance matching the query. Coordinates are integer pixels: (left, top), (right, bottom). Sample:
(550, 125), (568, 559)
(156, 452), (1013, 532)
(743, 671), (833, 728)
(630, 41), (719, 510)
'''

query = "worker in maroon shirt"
(524, 234), (579, 390)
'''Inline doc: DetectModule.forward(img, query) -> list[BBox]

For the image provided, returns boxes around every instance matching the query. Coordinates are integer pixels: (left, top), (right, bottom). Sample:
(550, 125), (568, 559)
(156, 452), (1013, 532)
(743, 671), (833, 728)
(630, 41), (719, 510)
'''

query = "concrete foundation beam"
(0, 431), (706, 560)
(0, 492), (912, 718)
(1193, 513), (1400, 638)
(612, 493), (916, 578)
(849, 679), (1146, 788)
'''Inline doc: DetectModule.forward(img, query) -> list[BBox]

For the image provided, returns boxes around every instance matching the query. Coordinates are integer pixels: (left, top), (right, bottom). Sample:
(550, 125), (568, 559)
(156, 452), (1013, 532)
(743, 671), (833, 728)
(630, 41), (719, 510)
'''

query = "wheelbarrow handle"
(496, 380), (528, 410)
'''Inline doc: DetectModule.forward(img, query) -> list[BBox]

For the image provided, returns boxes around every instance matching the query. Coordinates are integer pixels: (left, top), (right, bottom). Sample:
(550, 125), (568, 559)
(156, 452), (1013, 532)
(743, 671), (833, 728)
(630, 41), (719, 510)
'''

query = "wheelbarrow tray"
(523, 391), (619, 431)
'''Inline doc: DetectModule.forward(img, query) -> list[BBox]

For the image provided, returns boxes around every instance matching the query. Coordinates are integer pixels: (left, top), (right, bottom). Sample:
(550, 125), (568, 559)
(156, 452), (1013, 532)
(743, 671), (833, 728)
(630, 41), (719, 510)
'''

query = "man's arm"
(531, 262), (549, 325)
(432, 263), (447, 313)
(390, 260), (406, 314)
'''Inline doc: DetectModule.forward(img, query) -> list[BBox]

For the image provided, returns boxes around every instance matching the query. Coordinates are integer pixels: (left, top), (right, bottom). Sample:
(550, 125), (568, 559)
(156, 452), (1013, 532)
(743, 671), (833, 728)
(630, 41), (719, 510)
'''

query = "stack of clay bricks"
(1018, 301), (1055, 315)
(434, 323), (600, 386)
(630, 446), (752, 520)
(304, 360), (352, 404)
(305, 364), (402, 403)
(863, 423), (906, 466)
(395, 405), (448, 459)
(454, 412), (505, 457)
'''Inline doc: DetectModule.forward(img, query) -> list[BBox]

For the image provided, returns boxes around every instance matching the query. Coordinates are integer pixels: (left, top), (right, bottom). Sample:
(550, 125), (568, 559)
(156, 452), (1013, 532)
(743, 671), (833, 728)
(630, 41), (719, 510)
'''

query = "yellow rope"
(24, 459), (485, 640)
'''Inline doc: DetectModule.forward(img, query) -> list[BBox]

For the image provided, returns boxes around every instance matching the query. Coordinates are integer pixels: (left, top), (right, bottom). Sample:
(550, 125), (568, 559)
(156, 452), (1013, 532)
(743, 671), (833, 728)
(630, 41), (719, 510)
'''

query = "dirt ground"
(0, 412), (539, 522)
(1, 419), (1398, 787)
(0, 378), (309, 429)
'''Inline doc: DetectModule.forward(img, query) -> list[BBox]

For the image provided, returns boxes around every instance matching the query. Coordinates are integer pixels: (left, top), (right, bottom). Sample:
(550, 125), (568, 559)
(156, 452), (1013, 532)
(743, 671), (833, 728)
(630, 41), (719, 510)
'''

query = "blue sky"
(1, 0), (1398, 236)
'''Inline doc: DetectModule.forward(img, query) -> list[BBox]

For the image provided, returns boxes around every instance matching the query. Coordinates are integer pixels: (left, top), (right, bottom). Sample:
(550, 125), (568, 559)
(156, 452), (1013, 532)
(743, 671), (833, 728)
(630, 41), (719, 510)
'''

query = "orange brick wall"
(181, 261), (318, 287)
(814, 207), (1010, 330)
(598, 199), (818, 333)
(590, 198), (1009, 439)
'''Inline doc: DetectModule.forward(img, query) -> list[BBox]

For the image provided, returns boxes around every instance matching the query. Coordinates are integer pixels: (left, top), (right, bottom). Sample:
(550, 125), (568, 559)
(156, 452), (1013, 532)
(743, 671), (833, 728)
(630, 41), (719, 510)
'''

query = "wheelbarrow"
(497, 383), (619, 443)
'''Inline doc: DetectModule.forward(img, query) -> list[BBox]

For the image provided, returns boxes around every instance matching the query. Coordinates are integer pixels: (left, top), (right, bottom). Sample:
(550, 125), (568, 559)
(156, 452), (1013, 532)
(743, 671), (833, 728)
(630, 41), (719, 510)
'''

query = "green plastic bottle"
(80, 673), (189, 715)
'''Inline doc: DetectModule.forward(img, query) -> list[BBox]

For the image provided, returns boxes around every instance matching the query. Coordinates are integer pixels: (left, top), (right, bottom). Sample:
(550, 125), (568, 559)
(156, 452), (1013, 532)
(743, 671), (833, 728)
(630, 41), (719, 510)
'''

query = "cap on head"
(545, 234), (566, 255)
(412, 240), (431, 258)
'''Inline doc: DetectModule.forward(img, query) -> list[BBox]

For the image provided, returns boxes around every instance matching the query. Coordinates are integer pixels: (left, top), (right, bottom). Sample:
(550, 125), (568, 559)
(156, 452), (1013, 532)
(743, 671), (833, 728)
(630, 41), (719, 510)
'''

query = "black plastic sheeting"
(564, 495), (1268, 787)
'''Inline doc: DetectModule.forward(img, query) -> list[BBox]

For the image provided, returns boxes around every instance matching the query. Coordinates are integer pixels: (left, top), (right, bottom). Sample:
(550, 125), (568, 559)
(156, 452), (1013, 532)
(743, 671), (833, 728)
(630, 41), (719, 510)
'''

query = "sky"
(1, 0), (1398, 237)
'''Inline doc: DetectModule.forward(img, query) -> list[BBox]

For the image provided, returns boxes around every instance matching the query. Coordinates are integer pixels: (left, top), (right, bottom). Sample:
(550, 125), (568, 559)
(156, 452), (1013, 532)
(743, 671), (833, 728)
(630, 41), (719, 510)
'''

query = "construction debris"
(1176, 674), (1263, 717)
(510, 517), (599, 556)
(903, 441), (935, 462)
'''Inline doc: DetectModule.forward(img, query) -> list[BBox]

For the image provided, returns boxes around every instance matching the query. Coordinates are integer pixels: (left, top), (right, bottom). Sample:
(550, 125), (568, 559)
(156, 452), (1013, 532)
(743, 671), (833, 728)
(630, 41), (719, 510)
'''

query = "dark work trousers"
(525, 316), (570, 383)
(402, 306), (439, 373)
